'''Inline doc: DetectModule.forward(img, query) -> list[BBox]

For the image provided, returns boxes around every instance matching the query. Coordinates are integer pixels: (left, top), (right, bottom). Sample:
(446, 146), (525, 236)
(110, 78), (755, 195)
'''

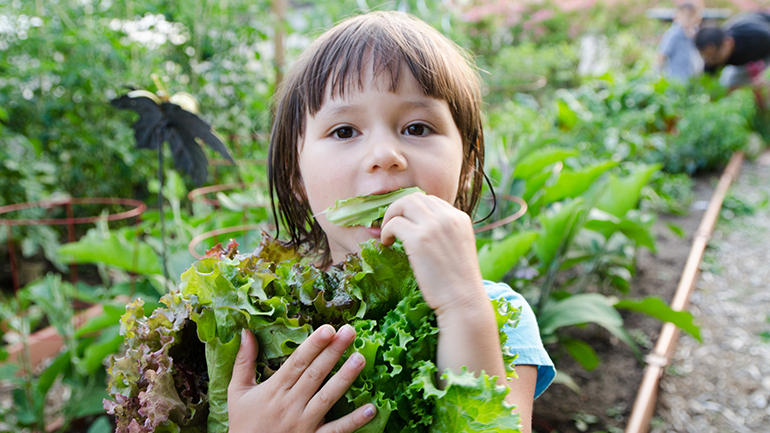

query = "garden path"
(652, 155), (770, 433)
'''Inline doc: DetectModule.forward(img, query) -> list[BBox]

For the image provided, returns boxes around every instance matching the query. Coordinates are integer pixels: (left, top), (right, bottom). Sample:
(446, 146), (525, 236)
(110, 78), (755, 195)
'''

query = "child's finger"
(381, 193), (435, 226)
(306, 351), (366, 418)
(316, 402), (377, 433)
(294, 324), (356, 398)
(379, 215), (417, 246)
(381, 194), (454, 245)
(273, 324), (337, 387)
(296, 325), (358, 404)
(229, 329), (259, 395)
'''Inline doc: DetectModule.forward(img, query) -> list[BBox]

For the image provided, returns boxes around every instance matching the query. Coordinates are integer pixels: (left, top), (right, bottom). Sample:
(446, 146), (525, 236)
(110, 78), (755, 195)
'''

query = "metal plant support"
(187, 182), (272, 258)
(0, 197), (147, 292)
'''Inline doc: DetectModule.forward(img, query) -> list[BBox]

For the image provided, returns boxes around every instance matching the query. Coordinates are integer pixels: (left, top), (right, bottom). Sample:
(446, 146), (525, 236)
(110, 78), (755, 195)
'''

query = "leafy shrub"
(658, 92), (753, 174)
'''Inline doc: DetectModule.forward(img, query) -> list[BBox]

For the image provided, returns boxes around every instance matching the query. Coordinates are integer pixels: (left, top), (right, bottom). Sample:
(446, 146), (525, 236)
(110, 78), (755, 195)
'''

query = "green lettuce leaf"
(323, 187), (424, 227)
(428, 368), (521, 433)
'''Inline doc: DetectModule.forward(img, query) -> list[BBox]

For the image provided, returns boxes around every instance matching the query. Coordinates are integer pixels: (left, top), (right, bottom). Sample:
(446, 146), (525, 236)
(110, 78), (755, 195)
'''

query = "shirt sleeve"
(484, 280), (555, 399)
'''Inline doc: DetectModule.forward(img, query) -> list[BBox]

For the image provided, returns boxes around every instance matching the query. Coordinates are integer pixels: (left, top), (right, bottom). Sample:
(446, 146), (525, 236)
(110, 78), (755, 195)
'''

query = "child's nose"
(366, 135), (407, 172)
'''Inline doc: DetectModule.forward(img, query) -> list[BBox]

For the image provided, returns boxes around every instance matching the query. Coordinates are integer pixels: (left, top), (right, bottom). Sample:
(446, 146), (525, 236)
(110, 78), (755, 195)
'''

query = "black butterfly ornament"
(111, 85), (235, 186)
(111, 80), (234, 283)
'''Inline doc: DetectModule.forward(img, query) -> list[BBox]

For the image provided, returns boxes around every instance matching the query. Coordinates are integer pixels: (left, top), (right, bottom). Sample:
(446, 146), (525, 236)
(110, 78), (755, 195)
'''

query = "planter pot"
(5, 296), (128, 371)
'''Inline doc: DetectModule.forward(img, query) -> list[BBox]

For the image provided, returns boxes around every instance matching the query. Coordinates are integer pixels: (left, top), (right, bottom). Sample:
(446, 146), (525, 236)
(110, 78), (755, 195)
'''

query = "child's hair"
(678, 2), (697, 14)
(695, 26), (725, 50)
(268, 11), (487, 262)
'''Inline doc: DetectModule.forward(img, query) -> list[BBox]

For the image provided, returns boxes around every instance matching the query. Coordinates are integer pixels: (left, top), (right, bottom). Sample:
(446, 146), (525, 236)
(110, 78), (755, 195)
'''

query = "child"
(657, 3), (703, 82)
(227, 11), (554, 433)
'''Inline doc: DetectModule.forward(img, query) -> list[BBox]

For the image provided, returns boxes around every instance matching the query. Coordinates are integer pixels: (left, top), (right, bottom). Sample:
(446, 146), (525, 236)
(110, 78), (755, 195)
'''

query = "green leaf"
(534, 199), (587, 267)
(585, 209), (657, 251)
(538, 293), (639, 358)
(510, 132), (557, 165)
(163, 169), (188, 201)
(58, 229), (162, 275)
(428, 368), (521, 433)
(37, 351), (72, 396)
(614, 297), (702, 342)
(595, 164), (661, 218)
(81, 325), (123, 374)
(205, 331), (243, 433)
(514, 148), (579, 180)
(557, 100), (578, 130)
(75, 304), (126, 337)
(543, 161), (617, 203)
(22, 274), (75, 339)
(324, 187), (424, 227)
(552, 370), (581, 394)
(75, 385), (112, 418)
(0, 363), (19, 382)
(562, 338), (599, 371)
(607, 266), (632, 293)
(521, 169), (553, 203)
(13, 386), (42, 425)
(478, 231), (539, 282)
(667, 222), (686, 238)
(87, 416), (114, 433)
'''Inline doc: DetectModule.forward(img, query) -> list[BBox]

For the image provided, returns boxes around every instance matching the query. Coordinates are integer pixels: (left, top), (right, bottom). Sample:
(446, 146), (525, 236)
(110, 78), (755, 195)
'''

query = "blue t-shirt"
(657, 22), (700, 82)
(484, 280), (555, 399)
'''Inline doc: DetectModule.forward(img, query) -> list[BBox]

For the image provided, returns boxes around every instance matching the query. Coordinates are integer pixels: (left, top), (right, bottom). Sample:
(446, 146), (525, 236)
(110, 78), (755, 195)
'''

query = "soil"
(531, 175), (718, 433)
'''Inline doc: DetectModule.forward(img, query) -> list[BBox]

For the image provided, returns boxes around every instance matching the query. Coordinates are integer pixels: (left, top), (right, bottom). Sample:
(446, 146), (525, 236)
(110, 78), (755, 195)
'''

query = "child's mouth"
(364, 218), (383, 238)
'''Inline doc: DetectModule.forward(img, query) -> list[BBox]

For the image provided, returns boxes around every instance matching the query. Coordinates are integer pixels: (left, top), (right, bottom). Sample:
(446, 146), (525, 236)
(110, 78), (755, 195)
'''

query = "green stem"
(538, 255), (562, 313)
(574, 235), (613, 294)
(19, 314), (39, 428)
(537, 210), (584, 311)
(157, 128), (169, 284)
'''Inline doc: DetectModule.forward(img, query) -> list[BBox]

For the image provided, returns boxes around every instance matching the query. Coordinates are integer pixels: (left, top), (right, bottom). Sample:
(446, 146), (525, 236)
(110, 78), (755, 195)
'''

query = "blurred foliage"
(0, 0), (275, 210)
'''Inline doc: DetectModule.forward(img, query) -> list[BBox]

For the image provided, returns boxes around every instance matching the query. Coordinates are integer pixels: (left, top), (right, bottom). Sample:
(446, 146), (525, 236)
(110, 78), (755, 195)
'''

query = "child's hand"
(228, 324), (376, 433)
(379, 193), (487, 316)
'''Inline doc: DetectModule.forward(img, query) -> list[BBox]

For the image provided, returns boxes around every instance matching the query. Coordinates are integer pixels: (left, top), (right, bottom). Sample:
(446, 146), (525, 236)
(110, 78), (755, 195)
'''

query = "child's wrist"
(434, 289), (494, 326)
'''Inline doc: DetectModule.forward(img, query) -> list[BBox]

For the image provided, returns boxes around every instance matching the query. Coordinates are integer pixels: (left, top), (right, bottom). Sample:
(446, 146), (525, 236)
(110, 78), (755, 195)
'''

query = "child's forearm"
(435, 293), (507, 384)
(435, 291), (536, 433)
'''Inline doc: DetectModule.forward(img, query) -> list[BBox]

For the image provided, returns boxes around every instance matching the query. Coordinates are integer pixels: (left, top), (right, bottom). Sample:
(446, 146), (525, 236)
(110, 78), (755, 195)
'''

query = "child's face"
(298, 65), (464, 263)
(676, 9), (699, 31)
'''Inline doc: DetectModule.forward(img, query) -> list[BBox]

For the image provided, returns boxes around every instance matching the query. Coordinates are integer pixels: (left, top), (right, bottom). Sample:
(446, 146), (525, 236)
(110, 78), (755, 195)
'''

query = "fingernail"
(363, 404), (376, 418)
(241, 328), (248, 344)
(339, 324), (355, 340)
(349, 352), (364, 368)
(320, 325), (335, 339)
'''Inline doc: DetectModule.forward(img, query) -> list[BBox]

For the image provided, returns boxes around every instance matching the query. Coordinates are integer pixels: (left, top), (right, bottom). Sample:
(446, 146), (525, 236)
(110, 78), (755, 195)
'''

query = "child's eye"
(333, 126), (356, 139)
(404, 123), (432, 136)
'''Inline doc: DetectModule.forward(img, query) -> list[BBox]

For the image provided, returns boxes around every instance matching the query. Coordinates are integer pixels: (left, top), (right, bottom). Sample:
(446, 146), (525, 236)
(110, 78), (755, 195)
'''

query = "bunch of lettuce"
(104, 236), (522, 433)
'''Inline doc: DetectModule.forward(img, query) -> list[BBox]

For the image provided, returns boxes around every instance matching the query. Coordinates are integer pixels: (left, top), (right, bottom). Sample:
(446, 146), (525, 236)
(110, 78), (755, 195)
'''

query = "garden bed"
(532, 175), (717, 433)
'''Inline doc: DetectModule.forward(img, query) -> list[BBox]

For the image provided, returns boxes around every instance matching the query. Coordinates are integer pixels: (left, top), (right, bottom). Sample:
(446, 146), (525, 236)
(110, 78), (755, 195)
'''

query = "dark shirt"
(725, 12), (770, 65)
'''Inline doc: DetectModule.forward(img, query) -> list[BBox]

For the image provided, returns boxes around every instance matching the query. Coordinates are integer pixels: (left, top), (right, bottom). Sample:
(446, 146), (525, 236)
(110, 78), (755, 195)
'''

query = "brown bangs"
(268, 11), (486, 262)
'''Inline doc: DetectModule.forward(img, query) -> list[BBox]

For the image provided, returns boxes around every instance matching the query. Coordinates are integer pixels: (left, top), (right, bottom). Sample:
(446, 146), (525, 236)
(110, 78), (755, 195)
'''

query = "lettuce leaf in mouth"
(105, 235), (522, 433)
(322, 187), (425, 228)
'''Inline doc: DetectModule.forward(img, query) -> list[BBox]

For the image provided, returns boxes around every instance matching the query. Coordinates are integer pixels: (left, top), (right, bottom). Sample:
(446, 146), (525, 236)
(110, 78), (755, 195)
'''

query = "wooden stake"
(625, 151), (745, 433)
